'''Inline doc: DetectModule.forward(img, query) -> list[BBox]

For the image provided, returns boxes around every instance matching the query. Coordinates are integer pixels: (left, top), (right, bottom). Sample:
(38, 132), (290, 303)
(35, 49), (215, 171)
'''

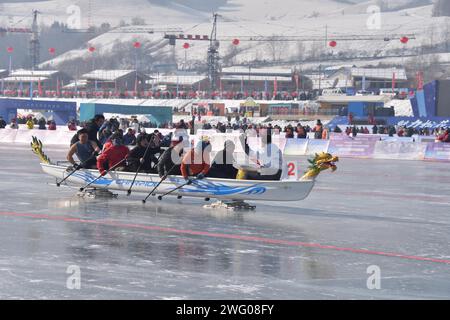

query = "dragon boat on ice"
(31, 137), (338, 209)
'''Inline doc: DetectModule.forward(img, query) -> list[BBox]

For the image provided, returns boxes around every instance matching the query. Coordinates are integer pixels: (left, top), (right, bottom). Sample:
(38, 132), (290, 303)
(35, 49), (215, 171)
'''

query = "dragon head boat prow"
(31, 136), (52, 164)
(300, 152), (339, 181)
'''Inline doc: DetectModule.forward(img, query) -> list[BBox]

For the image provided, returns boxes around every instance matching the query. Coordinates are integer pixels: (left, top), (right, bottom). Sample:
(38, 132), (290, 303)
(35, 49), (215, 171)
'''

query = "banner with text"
(424, 142), (450, 161)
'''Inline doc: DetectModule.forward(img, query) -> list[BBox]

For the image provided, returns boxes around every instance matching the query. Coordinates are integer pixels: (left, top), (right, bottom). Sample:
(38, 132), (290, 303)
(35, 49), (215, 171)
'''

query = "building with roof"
(327, 67), (407, 91)
(148, 73), (208, 91)
(0, 69), (71, 94)
(0, 70), (8, 79)
(220, 66), (312, 93)
(79, 102), (173, 126)
(317, 95), (393, 117)
(81, 70), (149, 92)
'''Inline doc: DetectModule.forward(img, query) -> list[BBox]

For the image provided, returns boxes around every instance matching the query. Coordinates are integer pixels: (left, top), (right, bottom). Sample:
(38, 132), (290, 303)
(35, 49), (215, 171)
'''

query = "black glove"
(74, 163), (83, 170)
(196, 173), (205, 180)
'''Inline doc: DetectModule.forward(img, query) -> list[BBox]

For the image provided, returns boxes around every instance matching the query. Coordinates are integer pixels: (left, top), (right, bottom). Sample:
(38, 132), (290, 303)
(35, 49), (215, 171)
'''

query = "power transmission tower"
(207, 13), (221, 93)
(29, 10), (40, 70)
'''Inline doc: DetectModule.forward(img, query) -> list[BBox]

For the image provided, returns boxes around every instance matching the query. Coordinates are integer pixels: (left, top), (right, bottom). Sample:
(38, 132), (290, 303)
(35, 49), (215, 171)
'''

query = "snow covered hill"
(0, 0), (447, 72)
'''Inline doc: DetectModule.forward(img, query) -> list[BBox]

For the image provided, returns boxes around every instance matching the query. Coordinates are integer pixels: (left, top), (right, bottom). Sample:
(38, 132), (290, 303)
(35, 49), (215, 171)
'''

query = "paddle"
(79, 157), (127, 192)
(57, 152), (98, 187)
(126, 141), (154, 196)
(141, 163), (177, 204)
(156, 179), (194, 201)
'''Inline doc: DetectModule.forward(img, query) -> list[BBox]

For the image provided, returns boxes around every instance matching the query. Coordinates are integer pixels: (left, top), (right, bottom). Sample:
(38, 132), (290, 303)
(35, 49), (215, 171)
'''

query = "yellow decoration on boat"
(300, 152), (339, 181)
(30, 136), (52, 164)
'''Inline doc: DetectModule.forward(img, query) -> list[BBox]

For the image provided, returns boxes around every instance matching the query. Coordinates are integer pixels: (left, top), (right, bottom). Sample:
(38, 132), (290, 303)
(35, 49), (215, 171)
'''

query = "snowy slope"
(1, 0), (447, 71)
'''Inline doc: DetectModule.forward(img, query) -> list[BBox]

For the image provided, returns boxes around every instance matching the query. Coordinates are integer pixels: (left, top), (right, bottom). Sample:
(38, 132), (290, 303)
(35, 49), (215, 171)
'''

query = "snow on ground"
(386, 99), (414, 117)
(11, 0), (443, 70)
(1, 144), (450, 299)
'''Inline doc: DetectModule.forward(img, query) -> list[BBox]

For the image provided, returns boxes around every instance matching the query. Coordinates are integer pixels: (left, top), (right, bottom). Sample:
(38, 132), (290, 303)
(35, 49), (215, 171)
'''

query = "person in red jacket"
(181, 140), (211, 181)
(97, 132), (129, 175)
(437, 128), (450, 143)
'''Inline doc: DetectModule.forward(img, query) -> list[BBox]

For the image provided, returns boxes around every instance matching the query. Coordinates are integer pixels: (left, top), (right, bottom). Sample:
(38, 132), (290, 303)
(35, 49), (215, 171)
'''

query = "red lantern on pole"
(48, 47), (56, 55)
(7, 46), (13, 53)
(133, 41), (141, 48)
(183, 42), (190, 49)
(88, 46), (96, 53)
(329, 40), (337, 48)
(400, 36), (409, 44)
(232, 38), (240, 46)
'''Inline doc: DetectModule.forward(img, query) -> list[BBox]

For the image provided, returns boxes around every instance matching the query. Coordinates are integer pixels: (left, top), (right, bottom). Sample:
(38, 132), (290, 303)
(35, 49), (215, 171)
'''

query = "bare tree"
(376, 0), (388, 12)
(433, 0), (450, 17)
(443, 21), (450, 52)
(296, 41), (305, 62)
(222, 43), (243, 66)
(265, 36), (288, 62)
(131, 17), (146, 26)
(309, 41), (325, 61)
(405, 54), (444, 84)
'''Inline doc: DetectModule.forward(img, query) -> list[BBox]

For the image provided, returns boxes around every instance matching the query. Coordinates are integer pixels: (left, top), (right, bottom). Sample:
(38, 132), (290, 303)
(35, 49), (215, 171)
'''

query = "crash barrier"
(1, 128), (449, 162)
(0, 127), (76, 145)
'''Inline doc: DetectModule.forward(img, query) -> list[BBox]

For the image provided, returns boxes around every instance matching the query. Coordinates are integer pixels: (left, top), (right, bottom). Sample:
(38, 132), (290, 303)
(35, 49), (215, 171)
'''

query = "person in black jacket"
(0, 116), (6, 129)
(207, 140), (238, 179)
(70, 114), (105, 147)
(372, 125), (378, 134)
(38, 117), (47, 130)
(352, 125), (358, 138)
(157, 136), (184, 178)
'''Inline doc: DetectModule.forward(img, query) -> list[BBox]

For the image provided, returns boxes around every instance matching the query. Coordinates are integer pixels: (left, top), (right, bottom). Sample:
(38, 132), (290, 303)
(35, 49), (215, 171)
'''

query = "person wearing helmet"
(180, 139), (211, 181)
(96, 131), (129, 176)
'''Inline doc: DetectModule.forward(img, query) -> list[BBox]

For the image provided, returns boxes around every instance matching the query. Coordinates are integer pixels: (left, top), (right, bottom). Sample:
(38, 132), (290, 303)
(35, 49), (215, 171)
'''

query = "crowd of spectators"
(2, 111), (449, 144)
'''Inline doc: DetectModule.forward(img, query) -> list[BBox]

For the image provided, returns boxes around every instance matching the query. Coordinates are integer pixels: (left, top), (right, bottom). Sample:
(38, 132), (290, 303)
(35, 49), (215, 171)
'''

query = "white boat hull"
(41, 163), (315, 202)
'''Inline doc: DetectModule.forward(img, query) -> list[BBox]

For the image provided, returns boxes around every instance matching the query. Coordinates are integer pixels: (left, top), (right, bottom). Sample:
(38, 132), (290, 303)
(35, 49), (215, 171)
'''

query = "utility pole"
(207, 13), (220, 94)
(30, 10), (40, 70)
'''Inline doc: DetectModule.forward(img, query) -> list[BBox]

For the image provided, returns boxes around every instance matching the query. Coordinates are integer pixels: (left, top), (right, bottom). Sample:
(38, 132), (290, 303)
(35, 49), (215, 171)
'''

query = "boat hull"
(41, 163), (315, 202)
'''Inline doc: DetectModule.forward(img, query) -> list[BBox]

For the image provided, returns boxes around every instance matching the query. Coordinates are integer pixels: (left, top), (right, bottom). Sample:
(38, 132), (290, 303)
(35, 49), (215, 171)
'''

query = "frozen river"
(0, 143), (449, 299)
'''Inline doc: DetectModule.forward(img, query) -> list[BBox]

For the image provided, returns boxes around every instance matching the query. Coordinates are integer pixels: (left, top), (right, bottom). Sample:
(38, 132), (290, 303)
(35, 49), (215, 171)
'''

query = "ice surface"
(0, 143), (449, 299)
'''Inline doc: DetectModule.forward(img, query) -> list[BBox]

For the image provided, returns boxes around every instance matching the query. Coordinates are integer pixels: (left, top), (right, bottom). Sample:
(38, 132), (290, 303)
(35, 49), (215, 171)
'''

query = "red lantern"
(88, 46), (95, 53)
(48, 47), (56, 55)
(183, 42), (190, 49)
(7, 46), (13, 53)
(329, 40), (337, 48)
(400, 36), (409, 44)
(133, 41), (141, 48)
(232, 38), (240, 46)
